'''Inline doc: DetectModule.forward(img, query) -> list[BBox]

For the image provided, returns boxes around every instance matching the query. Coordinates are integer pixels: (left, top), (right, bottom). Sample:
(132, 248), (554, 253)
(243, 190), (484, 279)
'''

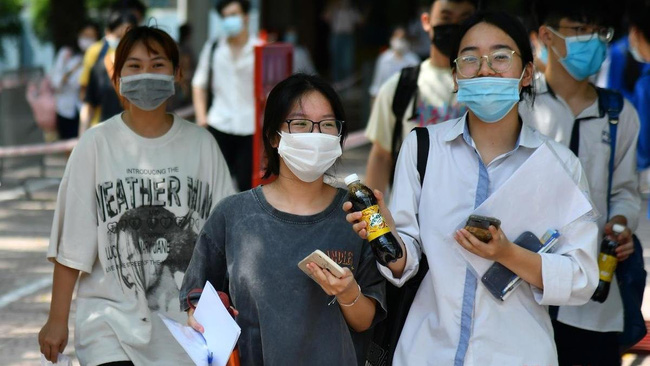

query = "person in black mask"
(364, 0), (478, 195)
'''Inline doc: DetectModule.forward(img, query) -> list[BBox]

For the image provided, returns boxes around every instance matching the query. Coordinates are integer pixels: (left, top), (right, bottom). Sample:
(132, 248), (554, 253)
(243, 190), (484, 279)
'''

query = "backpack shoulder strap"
(414, 127), (429, 186)
(206, 39), (220, 108)
(391, 65), (421, 158)
(596, 87), (624, 218)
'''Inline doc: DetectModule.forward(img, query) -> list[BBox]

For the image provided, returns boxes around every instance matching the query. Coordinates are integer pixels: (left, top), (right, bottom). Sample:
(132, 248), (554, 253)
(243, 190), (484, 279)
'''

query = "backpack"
(551, 87), (647, 350)
(595, 88), (647, 351)
(366, 127), (430, 366)
(206, 40), (219, 111)
(390, 65), (421, 164)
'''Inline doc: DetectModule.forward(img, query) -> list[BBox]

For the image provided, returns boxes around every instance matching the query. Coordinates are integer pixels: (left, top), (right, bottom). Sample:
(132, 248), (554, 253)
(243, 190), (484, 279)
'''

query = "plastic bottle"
(344, 173), (403, 265)
(591, 224), (626, 303)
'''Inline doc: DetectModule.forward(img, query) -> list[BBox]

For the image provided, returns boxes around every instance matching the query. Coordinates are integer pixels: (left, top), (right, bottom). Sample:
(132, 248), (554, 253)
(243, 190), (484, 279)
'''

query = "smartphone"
(298, 250), (346, 280)
(482, 231), (543, 301)
(465, 215), (501, 242)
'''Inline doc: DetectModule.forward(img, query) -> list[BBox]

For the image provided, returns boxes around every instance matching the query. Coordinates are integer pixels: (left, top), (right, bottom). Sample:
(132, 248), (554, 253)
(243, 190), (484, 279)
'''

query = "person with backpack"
(522, 1), (642, 364)
(603, 0), (650, 172)
(78, 11), (138, 135)
(345, 11), (600, 365)
(364, 0), (477, 195)
(192, 0), (262, 192)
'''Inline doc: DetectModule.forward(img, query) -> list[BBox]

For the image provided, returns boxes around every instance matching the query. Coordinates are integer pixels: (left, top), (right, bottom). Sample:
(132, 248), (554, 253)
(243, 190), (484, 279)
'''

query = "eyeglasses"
(549, 26), (614, 43)
(284, 119), (344, 136)
(454, 49), (520, 78)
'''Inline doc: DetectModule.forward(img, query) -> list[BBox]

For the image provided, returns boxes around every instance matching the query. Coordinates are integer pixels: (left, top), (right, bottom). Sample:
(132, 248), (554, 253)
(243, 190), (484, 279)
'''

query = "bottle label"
(361, 205), (391, 241)
(597, 253), (617, 282)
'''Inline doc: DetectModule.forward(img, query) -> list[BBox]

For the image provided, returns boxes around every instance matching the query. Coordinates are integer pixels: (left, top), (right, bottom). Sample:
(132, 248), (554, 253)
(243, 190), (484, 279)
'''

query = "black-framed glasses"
(454, 49), (521, 78)
(284, 119), (344, 136)
(549, 25), (614, 43)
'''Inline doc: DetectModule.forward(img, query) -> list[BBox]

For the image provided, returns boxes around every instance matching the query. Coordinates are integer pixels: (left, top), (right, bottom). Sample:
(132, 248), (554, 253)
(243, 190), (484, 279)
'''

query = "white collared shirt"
(519, 77), (641, 332)
(384, 114), (598, 365)
(192, 36), (262, 136)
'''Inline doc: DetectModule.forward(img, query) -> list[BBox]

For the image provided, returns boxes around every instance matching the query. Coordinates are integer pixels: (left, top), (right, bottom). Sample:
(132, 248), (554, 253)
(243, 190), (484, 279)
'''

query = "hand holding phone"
(298, 250), (346, 281)
(464, 215), (501, 243)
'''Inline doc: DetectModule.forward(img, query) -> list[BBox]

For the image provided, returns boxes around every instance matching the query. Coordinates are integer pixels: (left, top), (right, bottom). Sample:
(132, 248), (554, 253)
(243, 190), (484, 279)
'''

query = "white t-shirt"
(365, 59), (466, 153)
(368, 49), (420, 97)
(50, 47), (83, 119)
(47, 114), (235, 366)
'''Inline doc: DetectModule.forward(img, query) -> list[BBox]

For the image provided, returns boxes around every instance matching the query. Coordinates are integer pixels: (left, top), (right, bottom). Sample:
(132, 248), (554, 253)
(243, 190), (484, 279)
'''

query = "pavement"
(2, 145), (650, 365)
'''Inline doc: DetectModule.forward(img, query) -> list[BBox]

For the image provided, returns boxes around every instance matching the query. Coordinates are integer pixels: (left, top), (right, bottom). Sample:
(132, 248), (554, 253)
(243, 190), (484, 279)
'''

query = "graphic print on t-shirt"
(413, 101), (465, 127)
(97, 167), (214, 312)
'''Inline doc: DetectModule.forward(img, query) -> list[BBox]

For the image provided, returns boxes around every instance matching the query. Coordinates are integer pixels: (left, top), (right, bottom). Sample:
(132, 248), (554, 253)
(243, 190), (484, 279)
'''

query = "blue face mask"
(549, 28), (607, 80)
(222, 15), (244, 37)
(456, 71), (524, 123)
(537, 44), (548, 66)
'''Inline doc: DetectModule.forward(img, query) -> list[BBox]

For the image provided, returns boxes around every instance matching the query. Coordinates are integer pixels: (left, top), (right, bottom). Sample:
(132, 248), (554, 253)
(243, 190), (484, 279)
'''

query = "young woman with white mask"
(38, 26), (234, 365)
(181, 73), (387, 366)
(345, 12), (600, 365)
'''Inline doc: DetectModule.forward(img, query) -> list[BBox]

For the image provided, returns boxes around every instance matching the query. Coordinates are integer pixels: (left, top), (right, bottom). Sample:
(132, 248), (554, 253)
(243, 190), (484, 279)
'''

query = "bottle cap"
(344, 173), (360, 186)
(612, 224), (626, 234)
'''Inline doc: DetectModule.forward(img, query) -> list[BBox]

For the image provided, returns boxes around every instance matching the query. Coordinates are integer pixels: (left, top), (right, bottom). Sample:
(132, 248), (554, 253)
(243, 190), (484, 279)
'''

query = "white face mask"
(390, 38), (409, 53)
(277, 132), (342, 182)
(630, 45), (649, 64)
(78, 36), (95, 51)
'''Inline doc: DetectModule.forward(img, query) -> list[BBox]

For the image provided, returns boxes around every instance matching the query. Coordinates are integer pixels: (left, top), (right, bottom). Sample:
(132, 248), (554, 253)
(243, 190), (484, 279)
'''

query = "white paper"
(457, 142), (594, 276)
(40, 353), (71, 366)
(158, 313), (210, 366)
(194, 281), (241, 366)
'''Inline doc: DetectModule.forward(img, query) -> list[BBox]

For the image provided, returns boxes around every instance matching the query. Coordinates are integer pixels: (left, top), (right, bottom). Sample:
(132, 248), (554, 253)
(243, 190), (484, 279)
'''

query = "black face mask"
(431, 24), (460, 57)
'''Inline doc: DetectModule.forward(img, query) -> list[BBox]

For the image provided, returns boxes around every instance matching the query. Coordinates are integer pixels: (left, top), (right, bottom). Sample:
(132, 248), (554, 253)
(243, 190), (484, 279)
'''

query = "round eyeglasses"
(284, 119), (344, 136)
(454, 49), (521, 78)
(548, 26), (614, 43)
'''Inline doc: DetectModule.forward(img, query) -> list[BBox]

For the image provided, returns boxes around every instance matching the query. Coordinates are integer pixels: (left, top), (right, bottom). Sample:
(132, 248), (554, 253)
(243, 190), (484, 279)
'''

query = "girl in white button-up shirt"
(346, 11), (599, 366)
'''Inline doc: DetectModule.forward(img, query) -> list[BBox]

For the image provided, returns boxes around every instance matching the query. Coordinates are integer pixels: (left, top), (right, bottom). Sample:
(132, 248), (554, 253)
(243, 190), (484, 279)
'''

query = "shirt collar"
(444, 112), (544, 149)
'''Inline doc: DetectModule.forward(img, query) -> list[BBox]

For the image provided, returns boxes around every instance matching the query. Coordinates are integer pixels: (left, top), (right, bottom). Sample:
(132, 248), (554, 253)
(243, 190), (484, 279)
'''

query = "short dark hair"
(628, 0), (650, 41)
(106, 10), (138, 32)
(112, 26), (181, 86)
(449, 11), (535, 101)
(262, 74), (348, 179)
(531, 0), (614, 29)
(216, 0), (251, 16)
(110, 0), (147, 18)
(430, 0), (480, 11)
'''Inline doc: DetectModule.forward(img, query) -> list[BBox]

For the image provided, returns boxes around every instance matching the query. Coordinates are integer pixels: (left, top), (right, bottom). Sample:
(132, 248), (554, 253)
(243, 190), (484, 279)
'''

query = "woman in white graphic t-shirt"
(38, 26), (234, 365)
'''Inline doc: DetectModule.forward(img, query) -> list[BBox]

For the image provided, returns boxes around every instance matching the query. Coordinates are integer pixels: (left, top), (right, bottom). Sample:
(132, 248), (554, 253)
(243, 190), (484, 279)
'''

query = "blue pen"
(198, 331), (213, 365)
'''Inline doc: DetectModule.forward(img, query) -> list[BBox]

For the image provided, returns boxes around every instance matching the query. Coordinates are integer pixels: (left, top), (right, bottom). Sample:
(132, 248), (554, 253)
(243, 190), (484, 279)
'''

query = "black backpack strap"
(596, 87), (623, 218)
(206, 39), (219, 110)
(391, 65), (421, 160)
(414, 127), (429, 186)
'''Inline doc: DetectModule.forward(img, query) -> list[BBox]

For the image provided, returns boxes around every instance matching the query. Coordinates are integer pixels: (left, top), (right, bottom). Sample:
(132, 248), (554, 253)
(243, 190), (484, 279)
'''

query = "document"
(456, 142), (595, 277)
(159, 281), (241, 366)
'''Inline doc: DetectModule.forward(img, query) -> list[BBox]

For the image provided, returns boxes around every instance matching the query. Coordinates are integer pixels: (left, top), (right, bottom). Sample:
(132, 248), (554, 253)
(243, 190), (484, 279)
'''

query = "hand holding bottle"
(604, 216), (633, 261)
(343, 189), (394, 240)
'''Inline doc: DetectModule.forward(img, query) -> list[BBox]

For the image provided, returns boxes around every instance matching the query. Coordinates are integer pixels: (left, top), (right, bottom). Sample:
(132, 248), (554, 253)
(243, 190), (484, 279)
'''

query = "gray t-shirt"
(181, 186), (387, 365)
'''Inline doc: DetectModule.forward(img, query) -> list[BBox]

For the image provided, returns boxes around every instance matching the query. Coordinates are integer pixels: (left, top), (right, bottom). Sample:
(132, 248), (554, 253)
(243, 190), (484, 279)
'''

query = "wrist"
(337, 283), (362, 307)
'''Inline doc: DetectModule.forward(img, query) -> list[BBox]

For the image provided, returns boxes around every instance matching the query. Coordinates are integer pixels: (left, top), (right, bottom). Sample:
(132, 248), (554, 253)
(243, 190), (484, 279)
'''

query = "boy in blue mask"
(522, 1), (641, 364)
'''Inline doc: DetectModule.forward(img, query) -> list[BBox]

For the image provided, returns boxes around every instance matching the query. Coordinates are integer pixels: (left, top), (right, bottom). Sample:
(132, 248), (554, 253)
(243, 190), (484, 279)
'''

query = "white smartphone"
(298, 249), (346, 280)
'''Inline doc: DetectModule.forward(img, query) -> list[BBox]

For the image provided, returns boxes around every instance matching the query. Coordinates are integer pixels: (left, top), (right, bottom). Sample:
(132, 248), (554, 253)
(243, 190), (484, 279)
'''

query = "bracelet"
(338, 284), (362, 307)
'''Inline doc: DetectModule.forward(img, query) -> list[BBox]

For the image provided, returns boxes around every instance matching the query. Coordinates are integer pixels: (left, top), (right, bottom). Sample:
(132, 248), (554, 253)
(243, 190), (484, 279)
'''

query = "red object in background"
(251, 42), (293, 188)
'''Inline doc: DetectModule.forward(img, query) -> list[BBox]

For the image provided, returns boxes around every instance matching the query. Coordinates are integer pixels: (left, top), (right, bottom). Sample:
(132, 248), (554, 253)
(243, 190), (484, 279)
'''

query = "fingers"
(616, 241), (634, 261)
(50, 346), (59, 363)
(187, 314), (204, 333)
(455, 228), (479, 254)
(342, 201), (352, 212)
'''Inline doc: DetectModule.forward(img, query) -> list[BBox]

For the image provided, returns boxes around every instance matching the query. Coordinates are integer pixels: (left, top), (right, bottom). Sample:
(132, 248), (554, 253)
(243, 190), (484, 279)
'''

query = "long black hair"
(262, 73), (347, 179)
